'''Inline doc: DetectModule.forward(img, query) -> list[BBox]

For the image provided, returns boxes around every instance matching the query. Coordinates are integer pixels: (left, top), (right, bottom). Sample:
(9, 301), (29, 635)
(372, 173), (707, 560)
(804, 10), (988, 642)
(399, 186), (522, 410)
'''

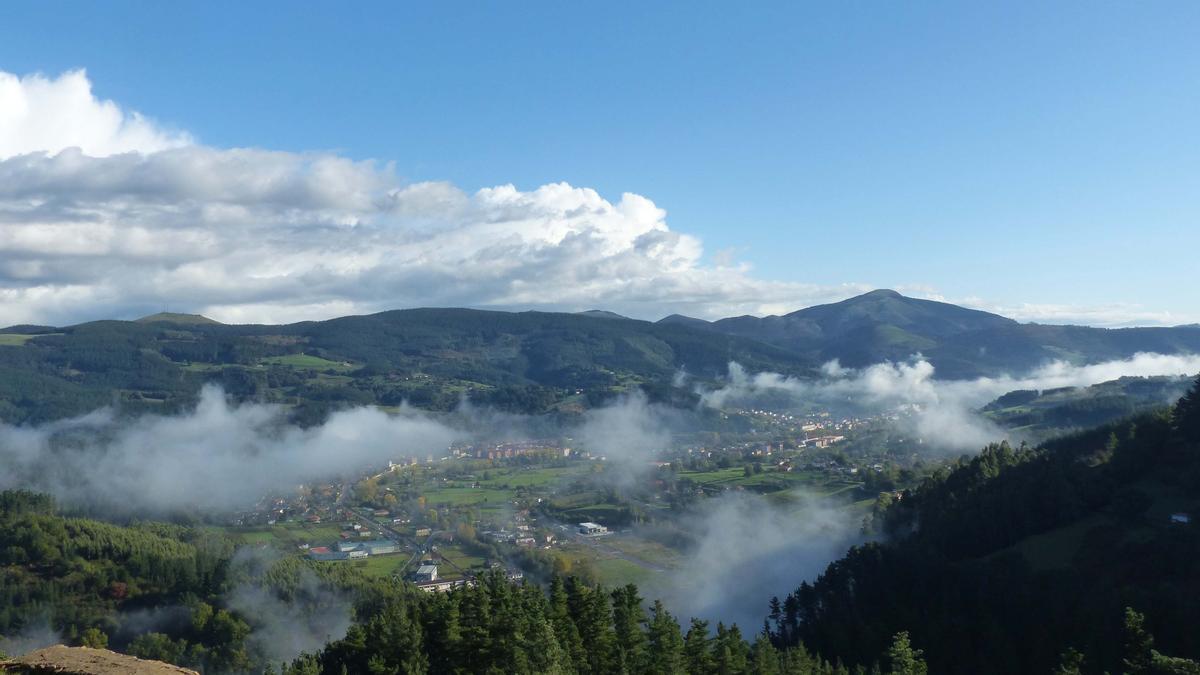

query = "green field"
(563, 503), (627, 523)
(591, 557), (655, 586)
(679, 466), (843, 494)
(348, 554), (410, 578)
(434, 543), (488, 574)
(678, 467), (746, 485)
(547, 490), (605, 509)
(474, 466), (582, 489)
(218, 521), (345, 550)
(0, 334), (35, 346)
(409, 466), (587, 513)
(602, 536), (683, 568)
(422, 485), (517, 510)
(762, 480), (864, 508)
(262, 354), (354, 369)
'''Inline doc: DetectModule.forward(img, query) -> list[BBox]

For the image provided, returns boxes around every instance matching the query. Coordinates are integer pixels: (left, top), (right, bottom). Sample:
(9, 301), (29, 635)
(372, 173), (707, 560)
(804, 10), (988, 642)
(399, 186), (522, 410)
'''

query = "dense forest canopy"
(767, 376), (1200, 674)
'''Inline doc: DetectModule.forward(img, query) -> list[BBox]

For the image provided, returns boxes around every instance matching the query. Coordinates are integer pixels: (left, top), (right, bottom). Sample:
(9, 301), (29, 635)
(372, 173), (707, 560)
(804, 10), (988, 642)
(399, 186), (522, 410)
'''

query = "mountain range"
(2, 290), (1199, 423)
(660, 289), (1200, 378)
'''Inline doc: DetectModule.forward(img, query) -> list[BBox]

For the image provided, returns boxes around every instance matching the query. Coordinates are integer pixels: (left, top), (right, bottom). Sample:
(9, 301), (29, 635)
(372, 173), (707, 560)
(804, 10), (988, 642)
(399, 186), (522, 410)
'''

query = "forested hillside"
(983, 375), (1192, 438)
(0, 491), (252, 671)
(6, 291), (1200, 424)
(0, 309), (810, 424)
(665, 290), (1200, 378)
(768, 378), (1200, 674)
(282, 575), (863, 675)
(0, 490), (930, 675)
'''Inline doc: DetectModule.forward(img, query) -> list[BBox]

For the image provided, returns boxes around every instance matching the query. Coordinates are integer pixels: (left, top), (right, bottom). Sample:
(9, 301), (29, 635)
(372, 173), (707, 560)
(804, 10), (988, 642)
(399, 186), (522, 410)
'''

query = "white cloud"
(0, 69), (191, 158)
(0, 68), (1186, 329)
(0, 68), (876, 326)
(914, 292), (1197, 328)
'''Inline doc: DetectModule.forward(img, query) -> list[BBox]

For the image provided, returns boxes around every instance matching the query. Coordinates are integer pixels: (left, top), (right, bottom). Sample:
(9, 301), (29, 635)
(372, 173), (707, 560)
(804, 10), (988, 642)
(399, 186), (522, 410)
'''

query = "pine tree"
(528, 617), (572, 675)
(684, 618), (715, 675)
(750, 632), (782, 675)
(549, 576), (586, 671)
(884, 632), (926, 675)
(1123, 608), (1154, 675)
(1054, 647), (1084, 675)
(646, 600), (686, 675)
(423, 594), (461, 673)
(713, 623), (749, 675)
(1173, 376), (1200, 443)
(779, 643), (817, 675)
(612, 584), (649, 674)
(581, 585), (618, 675)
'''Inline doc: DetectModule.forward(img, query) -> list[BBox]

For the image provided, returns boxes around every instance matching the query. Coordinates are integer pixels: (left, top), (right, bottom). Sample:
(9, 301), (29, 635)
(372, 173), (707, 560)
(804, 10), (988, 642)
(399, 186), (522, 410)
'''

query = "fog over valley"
(3, 7), (1200, 672)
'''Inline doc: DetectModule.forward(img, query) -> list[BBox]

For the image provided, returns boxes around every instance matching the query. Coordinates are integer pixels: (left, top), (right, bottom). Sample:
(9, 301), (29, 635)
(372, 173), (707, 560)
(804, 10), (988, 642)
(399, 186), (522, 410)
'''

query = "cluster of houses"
(479, 509), (554, 548)
(232, 489), (341, 528)
(450, 440), (572, 461)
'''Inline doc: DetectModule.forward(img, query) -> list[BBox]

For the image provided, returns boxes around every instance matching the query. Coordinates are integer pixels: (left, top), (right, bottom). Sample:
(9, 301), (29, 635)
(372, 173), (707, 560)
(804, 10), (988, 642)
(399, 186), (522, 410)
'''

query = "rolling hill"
(0, 308), (812, 424)
(3, 291), (1200, 423)
(662, 290), (1200, 378)
(982, 375), (1194, 437)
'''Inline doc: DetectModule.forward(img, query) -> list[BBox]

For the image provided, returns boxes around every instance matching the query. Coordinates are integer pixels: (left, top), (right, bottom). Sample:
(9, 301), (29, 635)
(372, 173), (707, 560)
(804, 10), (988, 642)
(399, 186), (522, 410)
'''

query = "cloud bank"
(701, 353), (1200, 450)
(2, 68), (1188, 329)
(0, 68), (875, 328)
(0, 385), (460, 514)
(0, 385), (694, 516)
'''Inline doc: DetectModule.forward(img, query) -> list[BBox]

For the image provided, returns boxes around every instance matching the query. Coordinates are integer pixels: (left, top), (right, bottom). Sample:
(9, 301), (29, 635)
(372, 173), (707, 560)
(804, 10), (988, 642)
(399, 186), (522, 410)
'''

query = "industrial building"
(577, 522), (609, 536)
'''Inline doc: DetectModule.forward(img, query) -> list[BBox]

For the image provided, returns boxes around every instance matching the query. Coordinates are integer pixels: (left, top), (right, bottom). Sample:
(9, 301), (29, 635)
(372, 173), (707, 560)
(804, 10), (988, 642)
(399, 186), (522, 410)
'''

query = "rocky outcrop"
(0, 645), (198, 675)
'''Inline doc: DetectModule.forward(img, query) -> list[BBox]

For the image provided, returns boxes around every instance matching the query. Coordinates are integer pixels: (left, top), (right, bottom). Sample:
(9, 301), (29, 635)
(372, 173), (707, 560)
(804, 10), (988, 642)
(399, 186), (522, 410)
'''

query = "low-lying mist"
(0, 386), (692, 517)
(700, 352), (1200, 451)
(225, 549), (355, 667)
(643, 490), (861, 631)
(0, 385), (460, 515)
(0, 617), (61, 658)
(3, 352), (1195, 645)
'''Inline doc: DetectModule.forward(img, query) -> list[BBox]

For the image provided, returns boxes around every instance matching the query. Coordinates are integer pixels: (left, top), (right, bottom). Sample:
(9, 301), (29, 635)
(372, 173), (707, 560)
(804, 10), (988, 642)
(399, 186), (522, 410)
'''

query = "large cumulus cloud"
(0, 69), (190, 158)
(0, 68), (871, 327)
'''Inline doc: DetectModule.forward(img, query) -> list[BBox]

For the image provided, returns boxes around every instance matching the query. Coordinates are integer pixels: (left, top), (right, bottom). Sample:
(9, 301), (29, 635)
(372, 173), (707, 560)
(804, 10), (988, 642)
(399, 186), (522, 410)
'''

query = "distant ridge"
(576, 309), (630, 320)
(135, 312), (222, 325)
(665, 289), (1200, 378)
(658, 314), (713, 330)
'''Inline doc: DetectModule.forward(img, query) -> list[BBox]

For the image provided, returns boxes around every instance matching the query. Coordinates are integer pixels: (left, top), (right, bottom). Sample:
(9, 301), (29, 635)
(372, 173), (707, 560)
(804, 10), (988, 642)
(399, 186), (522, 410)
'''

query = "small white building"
(414, 564), (439, 582)
(1170, 512), (1191, 524)
(578, 522), (608, 536)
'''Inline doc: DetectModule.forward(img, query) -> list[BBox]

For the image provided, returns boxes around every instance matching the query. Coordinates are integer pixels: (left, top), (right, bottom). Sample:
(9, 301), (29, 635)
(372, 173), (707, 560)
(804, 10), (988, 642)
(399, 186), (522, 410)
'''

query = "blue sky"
(1, 2), (1198, 326)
